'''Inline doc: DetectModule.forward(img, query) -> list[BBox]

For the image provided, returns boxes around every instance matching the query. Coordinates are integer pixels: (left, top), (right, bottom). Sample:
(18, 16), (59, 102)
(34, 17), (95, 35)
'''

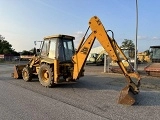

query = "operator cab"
(41, 34), (75, 62)
(149, 46), (160, 62)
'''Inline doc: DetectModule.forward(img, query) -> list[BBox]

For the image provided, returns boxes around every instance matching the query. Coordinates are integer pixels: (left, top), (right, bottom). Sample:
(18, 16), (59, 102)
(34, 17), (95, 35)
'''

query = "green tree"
(0, 35), (12, 54)
(29, 47), (37, 55)
(21, 50), (34, 55)
(0, 34), (19, 55)
(120, 39), (135, 49)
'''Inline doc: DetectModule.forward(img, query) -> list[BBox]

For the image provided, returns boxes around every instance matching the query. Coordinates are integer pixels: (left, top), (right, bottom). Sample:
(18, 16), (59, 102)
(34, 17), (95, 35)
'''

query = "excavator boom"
(72, 16), (141, 105)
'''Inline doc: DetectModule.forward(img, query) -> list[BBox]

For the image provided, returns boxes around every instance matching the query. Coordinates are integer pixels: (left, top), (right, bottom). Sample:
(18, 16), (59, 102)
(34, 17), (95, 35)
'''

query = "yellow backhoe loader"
(86, 50), (107, 65)
(12, 16), (141, 105)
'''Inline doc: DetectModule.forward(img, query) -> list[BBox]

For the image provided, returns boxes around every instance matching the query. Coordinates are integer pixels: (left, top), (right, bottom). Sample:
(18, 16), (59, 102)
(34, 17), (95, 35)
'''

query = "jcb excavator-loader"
(86, 50), (107, 65)
(12, 16), (141, 105)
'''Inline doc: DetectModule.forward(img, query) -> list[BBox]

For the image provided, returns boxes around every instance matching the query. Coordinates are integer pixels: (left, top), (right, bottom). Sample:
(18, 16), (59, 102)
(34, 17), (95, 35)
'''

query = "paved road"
(0, 63), (160, 120)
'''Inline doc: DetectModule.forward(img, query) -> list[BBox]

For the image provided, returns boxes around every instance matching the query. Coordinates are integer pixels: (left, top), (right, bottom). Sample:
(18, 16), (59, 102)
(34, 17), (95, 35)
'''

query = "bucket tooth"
(118, 86), (136, 105)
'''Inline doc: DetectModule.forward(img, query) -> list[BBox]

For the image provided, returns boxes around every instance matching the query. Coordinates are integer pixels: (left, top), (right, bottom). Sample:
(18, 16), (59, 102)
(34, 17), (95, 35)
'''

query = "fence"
(0, 54), (34, 62)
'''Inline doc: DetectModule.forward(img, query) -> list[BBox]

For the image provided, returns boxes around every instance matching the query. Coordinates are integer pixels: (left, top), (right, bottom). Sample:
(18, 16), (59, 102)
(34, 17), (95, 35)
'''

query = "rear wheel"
(38, 64), (55, 87)
(22, 66), (32, 82)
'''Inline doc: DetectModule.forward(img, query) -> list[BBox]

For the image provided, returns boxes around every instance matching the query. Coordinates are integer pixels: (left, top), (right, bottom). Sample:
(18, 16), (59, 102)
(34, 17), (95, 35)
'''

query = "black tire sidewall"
(22, 67), (32, 82)
(38, 64), (54, 87)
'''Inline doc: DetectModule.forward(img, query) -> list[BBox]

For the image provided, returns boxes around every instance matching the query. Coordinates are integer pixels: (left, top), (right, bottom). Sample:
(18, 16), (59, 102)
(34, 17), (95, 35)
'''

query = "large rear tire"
(22, 66), (33, 82)
(38, 64), (54, 87)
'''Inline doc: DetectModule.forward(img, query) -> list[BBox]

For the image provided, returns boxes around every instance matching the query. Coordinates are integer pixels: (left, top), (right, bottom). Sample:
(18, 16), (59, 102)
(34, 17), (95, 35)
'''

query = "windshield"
(150, 48), (160, 59)
(41, 38), (58, 59)
(41, 40), (50, 57)
(58, 39), (74, 62)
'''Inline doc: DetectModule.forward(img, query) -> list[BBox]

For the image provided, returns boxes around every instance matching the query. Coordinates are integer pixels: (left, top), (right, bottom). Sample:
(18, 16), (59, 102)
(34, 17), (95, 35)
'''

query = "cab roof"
(44, 34), (75, 40)
(150, 46), (160, 48)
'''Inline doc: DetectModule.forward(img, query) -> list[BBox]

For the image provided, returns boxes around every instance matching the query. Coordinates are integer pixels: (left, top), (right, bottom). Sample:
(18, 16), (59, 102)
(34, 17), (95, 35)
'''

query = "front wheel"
(38, 64), (55, 87)
(22, 66), (33, 82)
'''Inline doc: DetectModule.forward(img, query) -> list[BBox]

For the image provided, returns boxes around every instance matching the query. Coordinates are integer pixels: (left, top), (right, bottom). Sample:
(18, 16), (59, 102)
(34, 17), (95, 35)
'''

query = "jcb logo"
(80, 47), (88, 54)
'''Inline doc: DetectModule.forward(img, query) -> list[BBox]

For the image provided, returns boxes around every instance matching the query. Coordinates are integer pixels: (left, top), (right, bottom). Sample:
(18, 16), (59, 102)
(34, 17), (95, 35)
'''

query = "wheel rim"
(41, 69), (49, 82)
(23, 70), (28, 79)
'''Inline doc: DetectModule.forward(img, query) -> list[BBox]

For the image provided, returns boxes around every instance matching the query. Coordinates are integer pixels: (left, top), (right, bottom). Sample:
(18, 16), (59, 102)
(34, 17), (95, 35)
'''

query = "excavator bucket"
(12, 65), (26, 79)
(118, 86), (136, 105)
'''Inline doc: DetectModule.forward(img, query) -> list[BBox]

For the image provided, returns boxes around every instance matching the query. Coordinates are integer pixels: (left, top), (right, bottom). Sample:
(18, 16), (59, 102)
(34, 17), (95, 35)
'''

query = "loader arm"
(72, 16), (141, 105)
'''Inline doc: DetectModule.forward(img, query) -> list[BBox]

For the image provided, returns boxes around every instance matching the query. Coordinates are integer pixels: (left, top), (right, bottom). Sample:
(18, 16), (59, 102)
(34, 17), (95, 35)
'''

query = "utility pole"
(134, 0), (138, 71)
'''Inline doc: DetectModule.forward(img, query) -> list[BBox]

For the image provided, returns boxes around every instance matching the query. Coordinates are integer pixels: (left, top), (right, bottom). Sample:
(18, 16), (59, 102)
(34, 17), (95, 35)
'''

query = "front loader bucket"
(12, 65), (26, 79)
(118, 86), (136, 105)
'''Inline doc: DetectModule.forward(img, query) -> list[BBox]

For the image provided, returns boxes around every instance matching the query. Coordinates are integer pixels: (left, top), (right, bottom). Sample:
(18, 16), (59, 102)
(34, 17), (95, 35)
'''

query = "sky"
(0, 0), (160, 52)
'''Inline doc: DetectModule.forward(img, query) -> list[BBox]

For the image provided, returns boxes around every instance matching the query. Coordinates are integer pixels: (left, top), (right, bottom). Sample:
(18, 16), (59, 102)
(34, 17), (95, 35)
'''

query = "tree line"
(0, 34), (35, 55)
